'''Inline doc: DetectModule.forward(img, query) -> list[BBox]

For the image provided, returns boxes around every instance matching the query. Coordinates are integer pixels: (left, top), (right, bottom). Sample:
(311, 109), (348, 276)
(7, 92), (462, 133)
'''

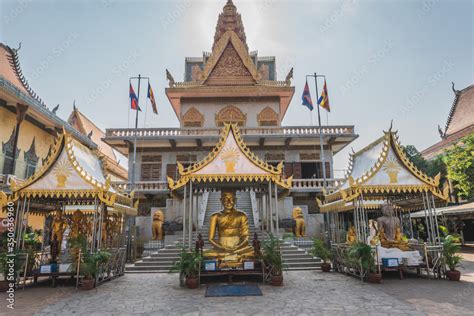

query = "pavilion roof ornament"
(320, 123), (449, 212)
(168, 123), (292, 191)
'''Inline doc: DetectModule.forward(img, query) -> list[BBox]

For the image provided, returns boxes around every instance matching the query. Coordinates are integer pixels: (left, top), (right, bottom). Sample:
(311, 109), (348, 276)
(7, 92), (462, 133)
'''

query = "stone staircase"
(126, 191), (320, 273)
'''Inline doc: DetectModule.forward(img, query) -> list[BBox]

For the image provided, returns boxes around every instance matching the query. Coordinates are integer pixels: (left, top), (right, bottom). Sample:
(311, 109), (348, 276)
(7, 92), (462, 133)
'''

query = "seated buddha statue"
(377, 204), (410, 251)
(292, 207), (306, 238)
(346, 225), (357, 245)
(204, 191), (254, 265)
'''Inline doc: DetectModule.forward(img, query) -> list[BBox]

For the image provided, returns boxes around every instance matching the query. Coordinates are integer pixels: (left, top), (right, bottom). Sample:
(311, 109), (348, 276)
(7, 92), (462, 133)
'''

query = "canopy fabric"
(168, 123), (292, 191)
(2, 130), (137, 216)
(319, 126), (449, 213)
(410, 202), (474, 218)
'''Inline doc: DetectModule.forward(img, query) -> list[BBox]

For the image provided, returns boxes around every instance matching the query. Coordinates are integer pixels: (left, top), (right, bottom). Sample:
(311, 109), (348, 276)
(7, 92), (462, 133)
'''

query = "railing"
(112, 181), (168, 192)
(105, 125), (356, 139)
(291, 178), (342, 190)
(112, 178), (342, 193)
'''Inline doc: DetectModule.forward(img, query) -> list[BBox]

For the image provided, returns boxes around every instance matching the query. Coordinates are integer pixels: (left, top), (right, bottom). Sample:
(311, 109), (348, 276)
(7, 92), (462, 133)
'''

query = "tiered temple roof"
(422, 83), (474, 160)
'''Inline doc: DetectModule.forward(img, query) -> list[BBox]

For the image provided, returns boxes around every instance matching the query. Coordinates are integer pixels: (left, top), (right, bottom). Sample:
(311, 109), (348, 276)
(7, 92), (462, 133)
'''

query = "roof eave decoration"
(168, 123), (291, 191)
(7, 130), (134, 209)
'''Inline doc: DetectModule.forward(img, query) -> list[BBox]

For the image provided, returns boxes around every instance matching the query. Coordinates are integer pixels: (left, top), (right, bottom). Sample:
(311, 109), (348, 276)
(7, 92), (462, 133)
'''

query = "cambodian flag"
(129, 83), (140, 111)
(301, 80), (313, 111)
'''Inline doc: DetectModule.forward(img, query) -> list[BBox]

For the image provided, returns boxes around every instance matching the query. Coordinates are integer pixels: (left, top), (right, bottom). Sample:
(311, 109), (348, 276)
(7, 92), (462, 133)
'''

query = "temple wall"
(181, 98), (280, 128)
(0, 106), (54, 179)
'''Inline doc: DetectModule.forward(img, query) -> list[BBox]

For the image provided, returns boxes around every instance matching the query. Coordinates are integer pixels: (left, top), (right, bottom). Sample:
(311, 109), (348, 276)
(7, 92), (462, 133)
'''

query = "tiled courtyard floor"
(1, 247), (473, 316)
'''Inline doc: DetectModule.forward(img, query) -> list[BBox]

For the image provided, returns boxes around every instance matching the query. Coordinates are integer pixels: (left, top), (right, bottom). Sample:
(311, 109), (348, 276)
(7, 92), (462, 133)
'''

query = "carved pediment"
(257, 107), (279, 126)
(182, 107), (204, 127)
(206, 42), (255, 85)
(215, 105), (246, 127)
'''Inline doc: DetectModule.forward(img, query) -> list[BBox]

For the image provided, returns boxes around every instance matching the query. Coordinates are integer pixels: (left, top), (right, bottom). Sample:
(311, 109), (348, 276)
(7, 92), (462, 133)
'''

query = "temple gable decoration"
(182, 107), (204, 127)
(167, 123), (292, 190)
(257, 106), (279, 126)
(215, 105), (246, 127)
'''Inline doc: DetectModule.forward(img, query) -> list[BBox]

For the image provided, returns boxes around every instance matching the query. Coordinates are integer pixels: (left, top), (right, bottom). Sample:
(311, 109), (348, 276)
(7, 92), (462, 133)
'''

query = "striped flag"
(301, 80), (314, 111)
(147, 83), (158, 114)
(129, 83), (140, 111)
(318, 80), (330, 112)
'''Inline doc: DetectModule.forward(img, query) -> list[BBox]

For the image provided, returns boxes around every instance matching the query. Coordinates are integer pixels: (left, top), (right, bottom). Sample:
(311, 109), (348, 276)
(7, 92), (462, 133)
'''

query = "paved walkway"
(2, 247), (473, 316)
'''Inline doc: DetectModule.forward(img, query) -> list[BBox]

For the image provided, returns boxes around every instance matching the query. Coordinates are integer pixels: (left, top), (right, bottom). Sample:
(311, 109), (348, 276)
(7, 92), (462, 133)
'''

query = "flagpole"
(313, 73), (327, 189)
(130, 74), (142, 190)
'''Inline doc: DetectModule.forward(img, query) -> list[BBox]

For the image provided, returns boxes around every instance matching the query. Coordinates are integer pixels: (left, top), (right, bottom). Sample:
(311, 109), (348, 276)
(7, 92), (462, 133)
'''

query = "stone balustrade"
(105, 125), (355, 139)
(112, 178), (343, 193)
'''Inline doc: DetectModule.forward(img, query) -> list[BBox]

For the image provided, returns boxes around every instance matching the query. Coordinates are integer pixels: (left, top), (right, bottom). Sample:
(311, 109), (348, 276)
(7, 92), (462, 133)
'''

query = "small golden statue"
(346, 225), (357, 245)
(204, 191), (254, 266)
(52, 211), (67, 247)
(70, 209), (89, 240)
(152, 210), (165, 241)
(292, 207), (306, 238)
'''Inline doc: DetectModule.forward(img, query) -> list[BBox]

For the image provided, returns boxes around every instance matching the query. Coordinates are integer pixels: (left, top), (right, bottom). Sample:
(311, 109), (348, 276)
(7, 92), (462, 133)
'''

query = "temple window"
(141, 155), (162, 181)
(24, 137), (39, 178)
(215, 105), (246, 127)
(2, 127), (19, 175)
(182, 107), (204, 128)
(257, 107), (278, 127)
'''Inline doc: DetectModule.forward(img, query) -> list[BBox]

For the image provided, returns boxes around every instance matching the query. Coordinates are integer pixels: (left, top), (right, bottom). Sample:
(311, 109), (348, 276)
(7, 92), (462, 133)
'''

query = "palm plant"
(262, 233), (285, 276)
(348, 242), (376, 273)
(309, 238), (332, 263)
(443, 235), (462, 271)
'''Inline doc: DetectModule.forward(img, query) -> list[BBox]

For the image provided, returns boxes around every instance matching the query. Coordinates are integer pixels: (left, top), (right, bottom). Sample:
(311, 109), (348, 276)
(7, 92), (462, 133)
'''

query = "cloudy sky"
(1, 0), (472, 174)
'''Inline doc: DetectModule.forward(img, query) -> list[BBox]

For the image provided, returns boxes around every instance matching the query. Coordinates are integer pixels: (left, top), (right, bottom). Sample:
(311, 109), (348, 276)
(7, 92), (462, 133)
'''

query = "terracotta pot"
(271, 275), (283, 286)
(321, 262), (331, 272)
(368, 273), (382, 284)
(446, 270), (461, 281)
(185, 276), (199, 289)
(81, 278), (95, 290)
(0, 280), (9, 292)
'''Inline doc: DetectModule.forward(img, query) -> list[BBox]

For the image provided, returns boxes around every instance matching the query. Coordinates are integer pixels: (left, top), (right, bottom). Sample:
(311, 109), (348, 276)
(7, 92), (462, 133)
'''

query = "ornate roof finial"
(73, 100), (77, 111)
(451, 81), (460, 95)
(213, 0), (248, 51)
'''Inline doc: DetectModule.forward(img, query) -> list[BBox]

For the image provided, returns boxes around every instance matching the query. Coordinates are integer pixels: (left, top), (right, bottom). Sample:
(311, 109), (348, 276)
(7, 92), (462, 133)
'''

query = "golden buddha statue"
(346, 225), (357, 245)
(70, 209), (88, 240)
(152, 210), (165, 240)
(52, 211), (67, 246)
(292, 207), (306, 238)
(204, 191), (254, 265)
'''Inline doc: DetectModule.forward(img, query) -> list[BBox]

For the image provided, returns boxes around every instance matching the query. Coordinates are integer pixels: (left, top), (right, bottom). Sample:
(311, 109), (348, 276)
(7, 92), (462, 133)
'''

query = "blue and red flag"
(318, 79), (330, 112)
(129, 83), (140, 111)
(147, 83), (158, 114)
(301, 80), (314, 111)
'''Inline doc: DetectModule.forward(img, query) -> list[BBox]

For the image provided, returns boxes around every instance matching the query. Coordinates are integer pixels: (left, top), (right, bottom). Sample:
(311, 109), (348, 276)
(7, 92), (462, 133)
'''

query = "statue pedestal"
(377, 246), (423, 266)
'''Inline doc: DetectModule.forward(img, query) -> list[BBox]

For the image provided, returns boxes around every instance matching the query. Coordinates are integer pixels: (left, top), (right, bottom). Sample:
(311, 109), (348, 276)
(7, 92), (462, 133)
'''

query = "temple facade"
(104, 0), (357, 222)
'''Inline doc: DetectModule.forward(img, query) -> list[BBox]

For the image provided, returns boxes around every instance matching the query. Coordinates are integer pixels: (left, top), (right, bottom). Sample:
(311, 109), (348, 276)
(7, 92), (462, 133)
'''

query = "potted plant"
(262, 233), (285, 286)
(443, 235), (462, 281)
(170, 247), (202, 289)
(309, 238), (332, 272)
(80, 250), (111, 290)
(348, 242), (380, 283)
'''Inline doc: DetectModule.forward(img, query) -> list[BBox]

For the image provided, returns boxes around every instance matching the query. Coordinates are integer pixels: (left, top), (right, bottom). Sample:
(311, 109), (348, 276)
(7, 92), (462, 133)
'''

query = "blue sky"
(1, 0), (472, 174)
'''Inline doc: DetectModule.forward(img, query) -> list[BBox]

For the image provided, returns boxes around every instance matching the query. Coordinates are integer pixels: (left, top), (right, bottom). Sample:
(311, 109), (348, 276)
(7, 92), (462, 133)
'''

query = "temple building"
(422, 83), (474, 160)
(104, 0), (357, 226)
(0, 42), (127, 233)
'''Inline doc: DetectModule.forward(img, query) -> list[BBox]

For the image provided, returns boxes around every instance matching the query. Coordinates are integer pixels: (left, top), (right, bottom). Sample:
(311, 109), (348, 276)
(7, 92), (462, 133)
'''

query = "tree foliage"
(402, 145), (446, 180)
(443, 134), (474, 200)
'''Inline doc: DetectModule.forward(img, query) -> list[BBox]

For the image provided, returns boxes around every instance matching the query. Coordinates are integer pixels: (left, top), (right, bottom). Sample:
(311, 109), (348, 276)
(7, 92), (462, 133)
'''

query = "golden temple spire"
(213, 0), (248, 51)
